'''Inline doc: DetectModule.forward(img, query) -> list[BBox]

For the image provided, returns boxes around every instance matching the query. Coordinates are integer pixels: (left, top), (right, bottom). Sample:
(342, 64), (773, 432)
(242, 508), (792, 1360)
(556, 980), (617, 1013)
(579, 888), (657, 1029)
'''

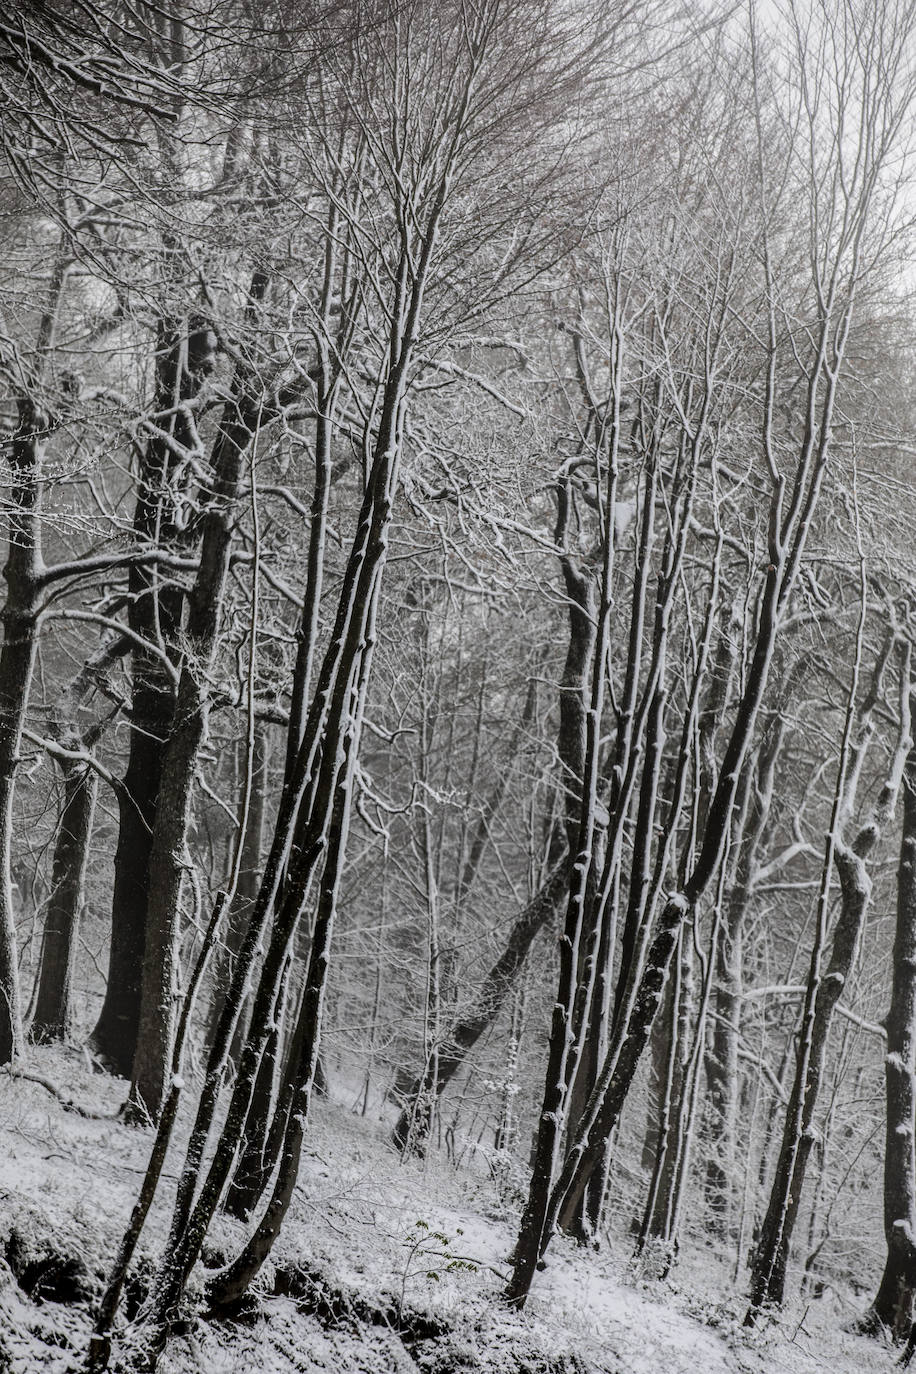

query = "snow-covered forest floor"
(0, 1046), (898, 1374)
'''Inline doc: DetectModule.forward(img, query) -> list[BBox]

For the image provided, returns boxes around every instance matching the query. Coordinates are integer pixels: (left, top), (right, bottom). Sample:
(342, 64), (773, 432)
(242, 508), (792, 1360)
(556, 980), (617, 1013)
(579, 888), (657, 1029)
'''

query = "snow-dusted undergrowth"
(0, 1046), (897, 1373)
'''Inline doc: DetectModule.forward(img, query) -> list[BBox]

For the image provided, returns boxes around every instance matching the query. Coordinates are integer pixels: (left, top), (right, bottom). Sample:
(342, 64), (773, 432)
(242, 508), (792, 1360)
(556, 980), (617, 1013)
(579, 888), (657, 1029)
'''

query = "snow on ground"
(0, 1046), (901, 1373)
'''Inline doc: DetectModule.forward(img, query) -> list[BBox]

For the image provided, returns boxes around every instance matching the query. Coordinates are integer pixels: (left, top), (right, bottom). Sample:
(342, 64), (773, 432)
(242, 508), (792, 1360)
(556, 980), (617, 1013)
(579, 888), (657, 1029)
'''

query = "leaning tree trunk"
(207, 727), (269, 1059)
(746, 856), (869, 1314)
(222, 349), (341, 1180)
(638, 923), (693, 1256)
(223, 971), (287, 1220)
(209, 677), (367, 1309)
(747, 638), (910, 1318)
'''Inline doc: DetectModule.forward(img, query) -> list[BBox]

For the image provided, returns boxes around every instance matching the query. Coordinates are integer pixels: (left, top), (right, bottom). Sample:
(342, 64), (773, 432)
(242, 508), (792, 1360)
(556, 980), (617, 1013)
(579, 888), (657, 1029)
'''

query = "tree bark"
(223, 969), (287, 1220)
(703, 719), (782, 1232)
(207, 728), (270, 1058)
(30, 761), (97, 1042)
(748, 640), (909, 1317)
(863, 705), (916, 1339)
(209, 693), (364, 1308)
(639, 923), (693, 1256)
(0, 398), (45, 1063)
(90, 319), (205, 1074)
(128, 369), (263, 1122)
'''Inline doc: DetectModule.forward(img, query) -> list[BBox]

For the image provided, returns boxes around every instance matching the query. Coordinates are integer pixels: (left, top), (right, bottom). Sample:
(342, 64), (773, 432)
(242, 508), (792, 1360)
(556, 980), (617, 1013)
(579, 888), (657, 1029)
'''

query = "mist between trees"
(5, 0), (916, 1367)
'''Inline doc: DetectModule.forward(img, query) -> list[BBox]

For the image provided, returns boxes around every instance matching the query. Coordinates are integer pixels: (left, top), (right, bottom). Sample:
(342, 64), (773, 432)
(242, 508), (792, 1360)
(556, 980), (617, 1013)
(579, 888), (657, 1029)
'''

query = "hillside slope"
(0, 1047), (896, 1374)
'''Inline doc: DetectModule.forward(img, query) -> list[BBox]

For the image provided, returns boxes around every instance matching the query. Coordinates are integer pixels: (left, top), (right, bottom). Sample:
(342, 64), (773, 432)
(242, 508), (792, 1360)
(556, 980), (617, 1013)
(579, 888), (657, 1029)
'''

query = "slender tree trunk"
(747, 638), (909, 1318)
(209, 680), (366, 1309)
(703, 719), (782, 1232)
(208, 728), (270, 1058)
(223, 971), (286, 1220)
(866, 703), (916, 1338)
(30, 760), (97, 1042)
(0, 399), (45, 1064)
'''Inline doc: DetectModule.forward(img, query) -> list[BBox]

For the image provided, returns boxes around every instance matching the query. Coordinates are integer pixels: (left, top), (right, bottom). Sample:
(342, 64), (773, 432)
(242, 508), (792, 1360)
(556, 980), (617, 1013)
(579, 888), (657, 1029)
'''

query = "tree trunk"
(209, 701), (363, 1309)
(30, 760), (97, 1042)
(208, 728), (270, 1058)
(747, 638), (909, 1317)
(90, 318), (205, 1074)
(639, 924), (693, 1257)
(0, 399), (45, 1064)
(90, 708), (169, 1075)
(863, 708), (916, 1339)
(703, 720), (782, 1233)
(128, 374), (263, 1122)
(223, 970), (287, 1220)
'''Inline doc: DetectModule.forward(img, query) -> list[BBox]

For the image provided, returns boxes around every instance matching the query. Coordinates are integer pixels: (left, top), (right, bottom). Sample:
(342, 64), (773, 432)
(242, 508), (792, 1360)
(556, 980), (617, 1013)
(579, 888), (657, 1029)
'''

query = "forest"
(3, 1), (916, 1371)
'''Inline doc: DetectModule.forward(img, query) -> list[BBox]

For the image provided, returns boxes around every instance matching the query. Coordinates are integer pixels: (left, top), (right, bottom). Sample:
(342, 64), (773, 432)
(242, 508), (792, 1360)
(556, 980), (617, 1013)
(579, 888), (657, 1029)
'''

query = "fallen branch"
(6, 1067), (117, 1120)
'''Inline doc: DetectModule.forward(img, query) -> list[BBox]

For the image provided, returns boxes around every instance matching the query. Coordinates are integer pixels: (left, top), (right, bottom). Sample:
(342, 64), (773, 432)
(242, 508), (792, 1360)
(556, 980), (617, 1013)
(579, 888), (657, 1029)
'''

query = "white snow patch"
(0, 1045), (899, 1374)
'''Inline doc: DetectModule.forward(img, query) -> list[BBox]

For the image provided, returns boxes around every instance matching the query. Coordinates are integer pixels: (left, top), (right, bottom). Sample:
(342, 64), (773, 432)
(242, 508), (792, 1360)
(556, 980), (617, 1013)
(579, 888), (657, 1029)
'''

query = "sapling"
(396, 1220), (478, 1323)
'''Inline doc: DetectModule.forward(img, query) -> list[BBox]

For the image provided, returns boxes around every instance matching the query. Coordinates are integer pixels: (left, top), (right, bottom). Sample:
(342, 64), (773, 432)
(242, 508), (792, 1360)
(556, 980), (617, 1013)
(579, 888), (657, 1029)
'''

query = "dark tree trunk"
(90, 710), (169, 1075)
(208, 728), (270, 1058)
(223, 970), (287, 1220)
(639, 925), (692, 1255)
(863, 711), (916, 1339)
(703, 720), (782, 1233)
(89, 318), (206, 1074)
(30, 761), (97, 1042)
(0, 399), (45, 1064)
(128, 372), (262, 1122)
